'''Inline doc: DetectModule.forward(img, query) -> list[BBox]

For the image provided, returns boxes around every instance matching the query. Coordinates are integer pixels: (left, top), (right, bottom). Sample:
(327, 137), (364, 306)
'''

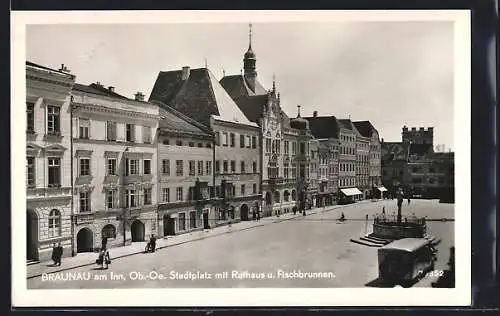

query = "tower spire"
(249, 23), (252, 49)
(272, 73), (276, 92)
(297, 105), (301, 118)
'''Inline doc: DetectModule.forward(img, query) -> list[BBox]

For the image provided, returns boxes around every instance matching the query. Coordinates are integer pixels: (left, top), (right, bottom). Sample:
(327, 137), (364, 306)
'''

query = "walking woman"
(96, 246), (111, 269)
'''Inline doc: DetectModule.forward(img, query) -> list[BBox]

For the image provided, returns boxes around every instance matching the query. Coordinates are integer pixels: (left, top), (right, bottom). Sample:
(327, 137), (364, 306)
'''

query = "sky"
(26, 21), (454, 150)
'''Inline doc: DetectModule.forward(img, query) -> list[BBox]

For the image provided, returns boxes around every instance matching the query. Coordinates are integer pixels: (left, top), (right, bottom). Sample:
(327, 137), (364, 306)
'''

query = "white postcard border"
(11, 10), (471, 307)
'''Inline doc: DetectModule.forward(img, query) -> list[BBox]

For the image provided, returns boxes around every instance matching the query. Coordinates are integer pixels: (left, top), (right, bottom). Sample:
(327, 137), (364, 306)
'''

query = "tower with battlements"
(402, 126), (434, 145)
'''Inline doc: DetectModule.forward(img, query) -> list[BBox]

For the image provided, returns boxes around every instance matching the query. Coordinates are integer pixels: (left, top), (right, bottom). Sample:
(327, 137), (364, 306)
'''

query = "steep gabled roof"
(352, 120), (376, 138)
(149, 68), (256, 128)
(232, 94), (268, 124)
(303, 116), (339, 139)
(220, 74), (268, 100)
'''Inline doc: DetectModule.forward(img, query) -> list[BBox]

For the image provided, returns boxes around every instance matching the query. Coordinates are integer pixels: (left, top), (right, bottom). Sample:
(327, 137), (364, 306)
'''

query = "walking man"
(52, 243), (63, 266)
(150, 234), (157, 252)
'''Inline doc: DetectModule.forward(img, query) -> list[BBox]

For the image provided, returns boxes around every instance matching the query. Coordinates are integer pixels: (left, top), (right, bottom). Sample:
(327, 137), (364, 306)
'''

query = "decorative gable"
(26, 143), (42, 156)
(44, 144), (67, 156)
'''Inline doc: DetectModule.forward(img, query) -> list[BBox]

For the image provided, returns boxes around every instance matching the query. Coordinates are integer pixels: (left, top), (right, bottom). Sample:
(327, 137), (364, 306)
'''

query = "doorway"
(240, 204), (249, 221)
(203, 212), (210, 229)
(163, 215), (176, 236)
(131, 220), (145, 242)
(77, 228), (94, 252)
(26, 209), (39, 261)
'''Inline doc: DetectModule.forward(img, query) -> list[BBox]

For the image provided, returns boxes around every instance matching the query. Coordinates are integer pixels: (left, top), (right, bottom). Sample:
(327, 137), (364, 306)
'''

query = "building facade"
(337, 119), (362, 202)
(71, 83), (160, 252)
(155, 104), (215, 237)
(26, 62), (75, 262)
(382, 126), (454, 200)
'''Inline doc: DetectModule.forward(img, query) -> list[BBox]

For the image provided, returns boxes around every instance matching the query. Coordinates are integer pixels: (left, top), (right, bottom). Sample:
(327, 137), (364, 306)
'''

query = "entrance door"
(163, 215), (176, 236)
(26, 210), (38, 261)
(131, 220), (145, 242)
(240, 204), (249, 221)
(77, 228), (94, 252)
(203, 212), (209, 229)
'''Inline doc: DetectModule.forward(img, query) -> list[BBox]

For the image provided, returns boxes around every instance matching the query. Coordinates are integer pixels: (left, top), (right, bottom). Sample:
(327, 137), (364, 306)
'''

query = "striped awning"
(340, 188), (363, 196)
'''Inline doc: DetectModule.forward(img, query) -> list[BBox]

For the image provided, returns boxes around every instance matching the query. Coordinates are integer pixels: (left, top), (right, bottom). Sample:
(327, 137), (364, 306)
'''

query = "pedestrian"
(257, 211), (261, 221)
(51, 243), (57, 265)
(96, 246), (111, 269)
(408, 198), (411, 205)
(54, 243), (63, 266)
(382, 206), (385, 215)
(101, 236), (108, 250)
(150, 234), (157, 252)
(252, 211), (256, 221)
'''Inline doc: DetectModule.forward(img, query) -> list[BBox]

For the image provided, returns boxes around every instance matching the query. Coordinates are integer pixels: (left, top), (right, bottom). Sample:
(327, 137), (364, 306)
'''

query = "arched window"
(102, 224), (116, 239)
(265, 192), (272, 206)
(48, 209), (61, 238)
(284, 190), (290, 202)
(274, 191), (280, 203)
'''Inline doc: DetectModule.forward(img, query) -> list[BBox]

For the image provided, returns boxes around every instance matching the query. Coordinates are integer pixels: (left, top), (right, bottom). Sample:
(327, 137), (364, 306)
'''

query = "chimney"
(134, 92), (145, 102)
(95, 81), (102, 87)
(108, 86), (115, 92)
(58, 64), (71, 73)
(313, 111), (318, 117)
(182, 66), (190, 80)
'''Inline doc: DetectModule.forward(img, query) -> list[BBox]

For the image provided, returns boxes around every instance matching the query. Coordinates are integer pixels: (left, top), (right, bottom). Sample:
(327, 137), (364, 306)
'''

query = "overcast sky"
(26, 21), (454, 150)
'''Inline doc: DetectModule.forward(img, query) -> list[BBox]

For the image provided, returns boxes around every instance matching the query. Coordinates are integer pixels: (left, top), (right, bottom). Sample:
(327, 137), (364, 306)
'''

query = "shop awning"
(377, 187), (388, 192)
(340, 188), (363, 196)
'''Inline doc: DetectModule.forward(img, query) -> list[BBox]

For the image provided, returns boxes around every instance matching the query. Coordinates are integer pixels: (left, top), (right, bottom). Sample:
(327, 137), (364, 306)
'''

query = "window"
(240, 135), (245, 148)
(79, 192), (90, 212)
(162, 159), (170, 175)
(48, 158), (61, 187)
(253, 183), (257, 194)
(107, 158), (117, 176)
(223, 160), (228, 173)
(189, 142), (195, 147)
(292, 142), (297, 154)
(206, 161), (212, 175)
(215, 160), (220, 174)
(47, 106), (60, 135)
(198, 161), (204, 175)
(143, 188), (152, 205)
(252, 136), (257, 148)
(284, 141), (289, 154)
(143, 126), (152, 143)
(106, 190), (116, 209)
(102, 224), (116, 239)
(215, 132), (220, 146)
(189, 211), (196, 229)
(106, 121), (117, 141)
(79, 118), (90, 139)
(230, 160), (236, 173)
(179, 213), (186, 231)
(126, 124), (135, 142)
(27, 102), (35, 133)
(240, 161), (245, 173)
(176, 160), (183, 176)
(176, 140), (183, 146)
(230, 133), (235, 147)
(266, 139), (272, 153)
(48, 209), (61, 238)
(240, 184), (245, 196)
(162, 139), (170, 145)
(206, 143), (212, 148)
(189, 160), (195, 176)
(126, 189), (137, 207)
(126, 159), (139, 175)
(26, 156), (35, 188)
(143, 159), (151, 175)
(253, 161), (257, 173)
(198, 143), (203, 148)
(246, 135), (251, 148)
(162, 188), (170, 202)
(222, 132), (228, 146)
(176, 187), (183, 201)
